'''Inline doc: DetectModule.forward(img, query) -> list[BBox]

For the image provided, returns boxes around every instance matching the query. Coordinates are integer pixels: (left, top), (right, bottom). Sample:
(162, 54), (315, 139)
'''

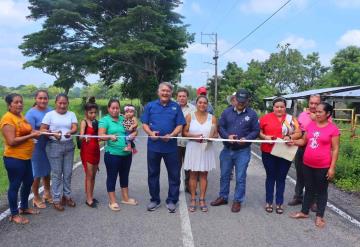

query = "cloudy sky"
(1, 0), (360, 88)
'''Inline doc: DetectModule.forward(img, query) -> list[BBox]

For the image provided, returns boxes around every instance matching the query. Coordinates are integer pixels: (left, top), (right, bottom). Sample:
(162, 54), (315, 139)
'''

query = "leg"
(261, 152), (277, 204)
(104, 152), (120, 204)
(275, 158), (291, 205)
(32, 177), (42, 204)
(85, 162), (97, 204)
(62, 141), (75, 199)
(118, 154), (136, 203)
(4, 157), (25, 216)
(188, 171), (198, 201)
(46, 142), (64, 204)
(163, 151), (181, 204)
(314, 168), (329, 218)
(293, 147), (305, 200)
(20, 160), (34, 210)
(42, 175), (52, 202)
(147, 150), (162, 203)
(233, 148), (251, 203)
(219, 148), (233, 201)
(301, 165), (315, 215)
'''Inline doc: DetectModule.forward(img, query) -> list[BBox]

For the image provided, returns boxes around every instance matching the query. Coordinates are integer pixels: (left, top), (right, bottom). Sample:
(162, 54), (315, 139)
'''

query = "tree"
(20, 0), (193, 102)
(330, 46), (360, 86)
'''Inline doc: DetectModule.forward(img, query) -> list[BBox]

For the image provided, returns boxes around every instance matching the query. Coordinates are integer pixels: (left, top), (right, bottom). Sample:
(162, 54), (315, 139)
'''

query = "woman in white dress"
(183, 96), (218, 212)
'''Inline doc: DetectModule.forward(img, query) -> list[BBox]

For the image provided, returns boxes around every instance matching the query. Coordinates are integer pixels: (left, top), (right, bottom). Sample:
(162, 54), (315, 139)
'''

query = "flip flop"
(9, 215), (29, 224)
(33, 199), (46, 209)
(19, 208), (40, 215)
(108, 202), (121, 211)
(315, 217), (326, 228)
(120, 198), (138, 206)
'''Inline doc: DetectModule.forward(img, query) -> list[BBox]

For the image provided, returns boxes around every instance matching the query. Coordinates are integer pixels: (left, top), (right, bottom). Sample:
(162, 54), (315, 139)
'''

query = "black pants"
(178, 146), (189, 187)
(294, 147), (305, 199)
(104, 152), (132, 192)
(301, 165), (329, 217)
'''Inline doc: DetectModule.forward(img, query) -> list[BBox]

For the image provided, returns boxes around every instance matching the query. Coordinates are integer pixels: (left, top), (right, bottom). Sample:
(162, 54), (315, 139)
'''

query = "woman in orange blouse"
(0, 93), (41, 224)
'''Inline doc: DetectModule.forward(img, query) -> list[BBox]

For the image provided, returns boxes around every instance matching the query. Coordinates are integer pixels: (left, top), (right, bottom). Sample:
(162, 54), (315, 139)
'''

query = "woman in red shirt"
(79, 97), (100, 208)
(259, 97), (301, 214)
(289, 102), (340, 228)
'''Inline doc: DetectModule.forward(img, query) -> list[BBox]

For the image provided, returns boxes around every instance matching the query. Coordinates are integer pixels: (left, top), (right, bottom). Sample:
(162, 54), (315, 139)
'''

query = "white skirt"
(183, 141), (216, 172)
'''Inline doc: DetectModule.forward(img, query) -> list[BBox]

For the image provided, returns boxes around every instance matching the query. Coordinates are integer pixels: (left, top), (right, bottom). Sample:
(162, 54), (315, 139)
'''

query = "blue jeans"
(4, 157), (33, 216)
(219, 147), (251, 203)
(46, 140), (75, 203)
(104, 152), (132, 192)
(147, 150), (180, 204)
(261, 152), (291, 205)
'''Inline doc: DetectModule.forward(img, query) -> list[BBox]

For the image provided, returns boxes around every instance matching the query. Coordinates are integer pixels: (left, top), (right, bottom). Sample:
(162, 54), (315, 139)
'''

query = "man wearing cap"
(193, 86), (214, 114)
(211, 89), (260, 213)
(141, 82), (186, 213)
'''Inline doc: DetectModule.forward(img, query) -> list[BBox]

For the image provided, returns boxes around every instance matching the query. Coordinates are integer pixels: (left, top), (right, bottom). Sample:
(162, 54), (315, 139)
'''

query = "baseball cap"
(197, 87), (207, 96)
(235, 89), (250, 103)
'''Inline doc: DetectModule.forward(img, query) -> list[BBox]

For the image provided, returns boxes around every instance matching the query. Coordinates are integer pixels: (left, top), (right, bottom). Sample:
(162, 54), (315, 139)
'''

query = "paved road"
(0, 135), (359, 247)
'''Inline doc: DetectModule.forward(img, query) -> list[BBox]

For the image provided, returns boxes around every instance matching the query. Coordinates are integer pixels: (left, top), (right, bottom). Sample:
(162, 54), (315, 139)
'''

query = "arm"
(259, 129), (274, 141)
(218, 111), (230, 139)
(182, 114), (200, 138)
(98, 127), (117, 141)
(2, 124), (39, 146)
(244, 113), (260, 140)
(142, 123), (159, 140)
(327, 135), (340, 180)
(64, 123), (78, 138)
(211, 116), (219, 138)
(79, 120), (87, 141)
(290, 133), (307, 146)
(129, 117), (138, 131)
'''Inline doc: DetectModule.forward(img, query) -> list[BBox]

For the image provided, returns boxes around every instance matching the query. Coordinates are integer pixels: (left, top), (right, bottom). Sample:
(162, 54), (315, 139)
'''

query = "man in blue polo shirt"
(210, 89), (260, 213)
(141, 82), (186, 213)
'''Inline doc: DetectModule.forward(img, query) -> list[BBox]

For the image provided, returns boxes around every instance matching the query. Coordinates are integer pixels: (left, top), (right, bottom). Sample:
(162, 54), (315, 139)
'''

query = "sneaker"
(166, 202), (176, 213)
(147, 201), (161, 211)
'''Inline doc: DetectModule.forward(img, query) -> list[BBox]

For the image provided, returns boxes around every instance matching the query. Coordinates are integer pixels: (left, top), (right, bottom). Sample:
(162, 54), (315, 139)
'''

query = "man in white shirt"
(176, 88), (195, 193)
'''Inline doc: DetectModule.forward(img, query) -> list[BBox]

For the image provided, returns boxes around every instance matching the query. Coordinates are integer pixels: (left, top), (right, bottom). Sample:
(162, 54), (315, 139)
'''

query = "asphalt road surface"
(0, 135), (359, 247)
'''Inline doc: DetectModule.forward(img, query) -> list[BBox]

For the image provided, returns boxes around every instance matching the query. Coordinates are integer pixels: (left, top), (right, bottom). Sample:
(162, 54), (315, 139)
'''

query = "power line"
(213, 0), (242, 32)
(220, 0), (292, 57)
(200, 0), (221, 33)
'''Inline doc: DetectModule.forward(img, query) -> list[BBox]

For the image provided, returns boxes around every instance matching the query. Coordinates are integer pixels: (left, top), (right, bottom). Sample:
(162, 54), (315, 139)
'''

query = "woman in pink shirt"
(289, 102), (340, 228)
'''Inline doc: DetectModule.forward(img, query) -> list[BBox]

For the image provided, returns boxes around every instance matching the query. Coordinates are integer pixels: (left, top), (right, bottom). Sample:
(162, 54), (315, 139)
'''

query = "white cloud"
(191, 2), (202, 15)
(334, 0), (360, 8)
(0, 0), (30, 26)
(337, 30), (360, 47)
(185, 42), (213, 56)
(240, 0), (308, 14)
(280, 35), (316, 49)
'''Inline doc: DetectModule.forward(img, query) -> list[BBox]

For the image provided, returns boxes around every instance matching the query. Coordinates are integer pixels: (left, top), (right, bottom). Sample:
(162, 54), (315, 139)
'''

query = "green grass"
(0, 98), (141, 194)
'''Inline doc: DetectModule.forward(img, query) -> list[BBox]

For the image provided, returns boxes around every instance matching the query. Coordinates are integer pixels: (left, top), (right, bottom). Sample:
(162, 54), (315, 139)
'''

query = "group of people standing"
(1, 83), (339, 229)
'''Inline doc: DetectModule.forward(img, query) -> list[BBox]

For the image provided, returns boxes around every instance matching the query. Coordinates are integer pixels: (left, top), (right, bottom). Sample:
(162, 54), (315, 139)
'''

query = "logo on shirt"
(309, 131), (320, 149)
(172, 107), (177, 111)
(245, 116), (250, 122)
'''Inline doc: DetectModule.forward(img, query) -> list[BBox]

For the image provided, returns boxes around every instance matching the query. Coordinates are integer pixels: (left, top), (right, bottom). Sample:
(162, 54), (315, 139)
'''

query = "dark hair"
(272, 96), (287, 107)
(177, 88), (189, 97)
(318, 102), (333, 118)
(55, 93), (69, 102)
(107, 98), (120, 108)
(84, 96), (98, 111)
(5, 93), (22, 106)
(33, 90), (49, 107)
(196, 95), (208, 104)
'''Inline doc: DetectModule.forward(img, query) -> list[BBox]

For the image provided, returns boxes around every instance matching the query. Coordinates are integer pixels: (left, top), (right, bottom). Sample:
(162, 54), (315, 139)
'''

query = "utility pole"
(201, 32), (219, 109)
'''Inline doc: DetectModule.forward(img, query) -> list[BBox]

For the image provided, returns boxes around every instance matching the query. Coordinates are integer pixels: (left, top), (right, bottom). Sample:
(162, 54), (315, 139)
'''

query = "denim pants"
(147, 150), (180, 204)
(46, 140), (75, 203)
(219, 147), (251, 203)
(4, 157), (33, 216)
(261, 152), (291, 205)
(104, 152), (132, 192)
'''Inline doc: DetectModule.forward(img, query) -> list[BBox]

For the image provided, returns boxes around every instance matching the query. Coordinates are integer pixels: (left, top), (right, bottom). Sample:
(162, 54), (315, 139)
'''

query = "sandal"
(19, 208), (40, 215)
(33, 199), (46, 209)
(265, 204), (273, 213)
(188, 199), (197, 212)
(42, 195), (53, 204)
(9, 214), (29, 224)
(275, 205), (284, 214)
(108, 202), (121, 211)
(120, 198), (138, 206)
(53, 202), (65, 212)
(289, 212), (309, 219)
(86, 200), (97, 208)
(199, 199), (208, 213)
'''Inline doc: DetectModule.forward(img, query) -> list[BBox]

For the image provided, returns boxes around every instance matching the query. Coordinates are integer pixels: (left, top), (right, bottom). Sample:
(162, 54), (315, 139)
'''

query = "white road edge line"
(251, 151), (360, 228)
(0, 147), (105, 222)
(179, 171), (195, 247)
